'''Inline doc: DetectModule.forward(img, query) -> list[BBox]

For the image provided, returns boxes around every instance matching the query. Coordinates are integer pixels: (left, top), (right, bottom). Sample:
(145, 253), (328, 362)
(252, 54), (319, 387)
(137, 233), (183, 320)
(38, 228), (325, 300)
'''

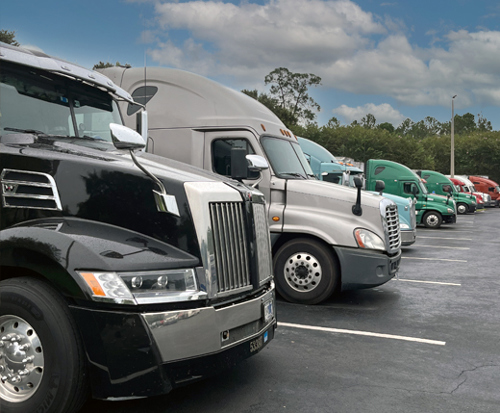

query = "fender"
(0, 217), (200, 302)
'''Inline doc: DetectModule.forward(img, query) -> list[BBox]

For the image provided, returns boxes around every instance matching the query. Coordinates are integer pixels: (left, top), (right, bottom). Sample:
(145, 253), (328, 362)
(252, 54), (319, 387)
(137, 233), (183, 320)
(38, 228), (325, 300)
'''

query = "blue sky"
(2, 0), (500, 130)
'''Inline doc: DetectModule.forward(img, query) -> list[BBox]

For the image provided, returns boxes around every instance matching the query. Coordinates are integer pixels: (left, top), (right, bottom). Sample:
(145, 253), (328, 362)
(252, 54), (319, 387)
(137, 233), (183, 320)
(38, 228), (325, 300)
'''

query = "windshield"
(418, 180), (428, 194)
(0, 62), (122, 142)
(261, 136), (314, 179)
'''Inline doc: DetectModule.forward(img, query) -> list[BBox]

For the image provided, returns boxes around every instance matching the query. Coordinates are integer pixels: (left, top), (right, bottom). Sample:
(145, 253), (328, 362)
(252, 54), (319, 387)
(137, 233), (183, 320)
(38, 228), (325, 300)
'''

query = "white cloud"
(147, 0), (385, 76)
(142, 0), (500, 111)
(332, 103), (405, 125)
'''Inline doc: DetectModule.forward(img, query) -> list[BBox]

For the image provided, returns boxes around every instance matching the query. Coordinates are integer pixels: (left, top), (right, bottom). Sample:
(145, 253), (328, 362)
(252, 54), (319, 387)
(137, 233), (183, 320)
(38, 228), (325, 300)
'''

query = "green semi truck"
(365, 160), (457, 229)
(416, 170), (476, 215)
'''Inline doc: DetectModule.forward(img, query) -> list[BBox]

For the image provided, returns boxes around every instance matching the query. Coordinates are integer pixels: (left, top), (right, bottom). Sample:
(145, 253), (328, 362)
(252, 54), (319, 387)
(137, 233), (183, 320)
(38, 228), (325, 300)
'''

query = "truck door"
(204, 131), (283, 230)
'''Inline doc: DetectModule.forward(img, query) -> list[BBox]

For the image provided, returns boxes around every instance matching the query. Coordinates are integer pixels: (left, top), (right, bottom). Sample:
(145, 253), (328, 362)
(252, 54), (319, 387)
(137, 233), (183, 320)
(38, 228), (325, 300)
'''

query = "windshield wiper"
(4, 127), (48, 135)
(280, 172), (307, 179)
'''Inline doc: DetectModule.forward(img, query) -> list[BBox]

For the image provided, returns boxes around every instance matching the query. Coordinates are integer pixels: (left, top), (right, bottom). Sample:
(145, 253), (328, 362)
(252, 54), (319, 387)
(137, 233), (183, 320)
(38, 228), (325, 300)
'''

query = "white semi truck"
(100, 67), (402, 305)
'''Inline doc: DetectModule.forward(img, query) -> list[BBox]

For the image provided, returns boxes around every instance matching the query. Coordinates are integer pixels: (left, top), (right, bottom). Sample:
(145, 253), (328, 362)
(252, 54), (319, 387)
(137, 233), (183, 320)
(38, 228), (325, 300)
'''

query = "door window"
(212, 138), (259, 179)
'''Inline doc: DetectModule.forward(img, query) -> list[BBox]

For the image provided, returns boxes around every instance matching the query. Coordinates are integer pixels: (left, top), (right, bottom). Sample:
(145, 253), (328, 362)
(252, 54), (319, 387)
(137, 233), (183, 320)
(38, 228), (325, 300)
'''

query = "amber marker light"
(80, 272), (106, 296)
(261, 124), (266, 131)
(272, 216), (280, 222)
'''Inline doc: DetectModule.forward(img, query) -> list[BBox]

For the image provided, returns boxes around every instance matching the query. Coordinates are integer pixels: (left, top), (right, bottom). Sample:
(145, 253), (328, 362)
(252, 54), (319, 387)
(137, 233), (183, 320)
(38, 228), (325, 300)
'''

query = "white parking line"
(417, 236), (472, 240)
(415, 245), (470, 250)
(397, 279), (461, 286)
(278, 322), (446, 346)
(402, 257), (467, 262)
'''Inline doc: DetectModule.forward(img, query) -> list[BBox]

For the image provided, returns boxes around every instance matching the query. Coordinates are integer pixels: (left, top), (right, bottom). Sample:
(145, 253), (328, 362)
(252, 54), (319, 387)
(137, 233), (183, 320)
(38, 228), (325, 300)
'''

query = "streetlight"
(450, 95), (457, 178)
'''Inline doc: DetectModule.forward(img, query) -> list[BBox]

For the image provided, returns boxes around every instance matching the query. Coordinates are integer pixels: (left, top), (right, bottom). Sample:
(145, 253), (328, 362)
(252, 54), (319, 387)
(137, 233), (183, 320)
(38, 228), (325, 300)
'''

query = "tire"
(0, 277), (88, 413)
(422, 211), (443, 229)
(273, 238), (339, 304)
(456, 203), (468, 215)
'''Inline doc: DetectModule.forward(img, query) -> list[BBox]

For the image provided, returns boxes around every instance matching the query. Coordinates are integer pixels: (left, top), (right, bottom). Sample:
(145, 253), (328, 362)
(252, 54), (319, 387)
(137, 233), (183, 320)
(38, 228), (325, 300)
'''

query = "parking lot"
(80, 208), (500, 413)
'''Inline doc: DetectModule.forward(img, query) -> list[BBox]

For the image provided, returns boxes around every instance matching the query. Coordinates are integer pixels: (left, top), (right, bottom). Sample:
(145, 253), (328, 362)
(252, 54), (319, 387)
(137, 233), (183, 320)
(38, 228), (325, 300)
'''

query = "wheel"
(273, 238), (339, 304)
(456, 203), (468, 215)
(0, 277), (88, 413)
(422, 211), (443, 228)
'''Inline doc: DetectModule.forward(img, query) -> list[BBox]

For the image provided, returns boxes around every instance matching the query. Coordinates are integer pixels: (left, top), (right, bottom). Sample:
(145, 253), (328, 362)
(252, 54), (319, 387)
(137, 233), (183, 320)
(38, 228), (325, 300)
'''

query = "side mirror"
(352, 177), (363, 216)
(110, 123), (146, 150)
(136, 110), (148, 142)
(412, 186), (419, 196)
(375, 180), (385, 194)
(230, 148), (249, 181)
(246, 154), (269, 172)
(353, 177), (363, 188)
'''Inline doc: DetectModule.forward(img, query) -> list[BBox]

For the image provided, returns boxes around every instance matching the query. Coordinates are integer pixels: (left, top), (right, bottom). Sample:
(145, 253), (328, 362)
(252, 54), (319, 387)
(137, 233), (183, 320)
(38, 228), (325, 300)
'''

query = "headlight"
(78, 269), (206, 304)
(400, 223), (410, 229)
(354, 229), (385, 251)
(447, 208), (454, 213)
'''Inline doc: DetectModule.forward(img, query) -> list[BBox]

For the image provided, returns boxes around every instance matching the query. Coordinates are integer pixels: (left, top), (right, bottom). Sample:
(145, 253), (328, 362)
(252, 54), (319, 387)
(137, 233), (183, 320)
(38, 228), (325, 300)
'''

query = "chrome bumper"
(401, 229), (417, 246)
(142, 287), (275, 363)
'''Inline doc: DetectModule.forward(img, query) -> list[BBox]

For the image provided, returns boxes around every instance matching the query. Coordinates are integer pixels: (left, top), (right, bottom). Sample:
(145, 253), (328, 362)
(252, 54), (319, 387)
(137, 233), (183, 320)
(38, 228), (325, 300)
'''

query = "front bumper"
(443, 213), (457, 224)
(71, 287), (276, 400)
(333, 246), (401, 291)
(401, 228), (417, 246)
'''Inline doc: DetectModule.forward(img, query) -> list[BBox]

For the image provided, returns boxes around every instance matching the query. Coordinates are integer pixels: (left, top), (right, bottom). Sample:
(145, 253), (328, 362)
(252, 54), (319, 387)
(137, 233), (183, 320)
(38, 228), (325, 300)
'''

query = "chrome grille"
(1, 169), (62, 211)
(210, 202), (251, 294)
(385, 203), (401, 252)
(252, 203), (272, 284)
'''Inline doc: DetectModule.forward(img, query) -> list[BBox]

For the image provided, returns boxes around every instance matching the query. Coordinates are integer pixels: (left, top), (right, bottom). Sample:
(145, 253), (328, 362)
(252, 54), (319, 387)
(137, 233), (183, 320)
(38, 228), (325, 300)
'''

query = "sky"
(2, 0), (500, 130)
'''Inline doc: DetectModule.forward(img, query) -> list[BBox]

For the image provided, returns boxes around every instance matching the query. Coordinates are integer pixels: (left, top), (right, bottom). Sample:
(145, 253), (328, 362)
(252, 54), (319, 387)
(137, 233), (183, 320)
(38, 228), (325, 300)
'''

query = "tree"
(477, 113), (492, 132)
(378, 122), (395, 133)
(361, 113), (377, 129)
(264, 67), (321, 125)
(92, 61), (131, 70)
(241, 89), (298, 128)
(0, 29), (20, 46)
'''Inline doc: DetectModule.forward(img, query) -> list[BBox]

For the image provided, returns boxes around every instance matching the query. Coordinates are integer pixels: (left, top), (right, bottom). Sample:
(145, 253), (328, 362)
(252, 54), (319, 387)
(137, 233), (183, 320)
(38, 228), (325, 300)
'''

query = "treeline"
(290, 122), (500, 184)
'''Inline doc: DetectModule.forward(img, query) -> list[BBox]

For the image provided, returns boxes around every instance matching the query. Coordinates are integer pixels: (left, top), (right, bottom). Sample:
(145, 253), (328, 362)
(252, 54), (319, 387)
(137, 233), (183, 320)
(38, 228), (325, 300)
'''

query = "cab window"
(403, 182), (419, 195)
(212, 138), (259, 179)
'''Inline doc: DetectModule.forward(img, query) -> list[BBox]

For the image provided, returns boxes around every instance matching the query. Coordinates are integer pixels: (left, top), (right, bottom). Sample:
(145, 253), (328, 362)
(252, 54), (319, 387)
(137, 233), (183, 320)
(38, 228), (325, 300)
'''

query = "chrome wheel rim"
(0, 315), (44, 403)
(426, 214), (439, 227)
(457, 204), (467, 214)
(284, 252), (322, 292)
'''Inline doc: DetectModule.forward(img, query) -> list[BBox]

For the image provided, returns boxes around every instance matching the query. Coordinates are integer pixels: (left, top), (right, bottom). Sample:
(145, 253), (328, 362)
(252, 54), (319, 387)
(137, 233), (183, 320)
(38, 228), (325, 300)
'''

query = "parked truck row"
(3, 41), (498, 413)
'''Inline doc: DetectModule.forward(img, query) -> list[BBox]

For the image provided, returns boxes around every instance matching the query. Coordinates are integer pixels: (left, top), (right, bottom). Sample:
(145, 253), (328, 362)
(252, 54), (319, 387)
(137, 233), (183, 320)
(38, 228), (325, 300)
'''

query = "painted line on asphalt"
(418, 229), (476, 233)
(417, 236), (472, 240)
(397, 279), (461, 286)
(278, 322), (446, 346)
(414, 245), (470, 250)
(402, 257), (467, 262)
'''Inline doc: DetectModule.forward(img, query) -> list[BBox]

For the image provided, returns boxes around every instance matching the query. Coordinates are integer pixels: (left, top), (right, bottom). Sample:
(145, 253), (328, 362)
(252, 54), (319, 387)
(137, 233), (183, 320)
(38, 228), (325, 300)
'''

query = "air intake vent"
(1, 169), (62, 211)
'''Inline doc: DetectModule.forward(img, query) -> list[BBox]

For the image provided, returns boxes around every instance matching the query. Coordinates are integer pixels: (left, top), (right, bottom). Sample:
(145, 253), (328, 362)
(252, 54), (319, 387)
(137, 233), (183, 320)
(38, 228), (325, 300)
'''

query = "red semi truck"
(468, 176), (500, 207)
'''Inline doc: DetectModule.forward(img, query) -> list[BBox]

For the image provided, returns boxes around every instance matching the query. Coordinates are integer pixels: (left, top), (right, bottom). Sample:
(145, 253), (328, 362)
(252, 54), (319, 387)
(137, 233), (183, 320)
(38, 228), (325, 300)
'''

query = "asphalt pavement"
(80, 208), (500, 413)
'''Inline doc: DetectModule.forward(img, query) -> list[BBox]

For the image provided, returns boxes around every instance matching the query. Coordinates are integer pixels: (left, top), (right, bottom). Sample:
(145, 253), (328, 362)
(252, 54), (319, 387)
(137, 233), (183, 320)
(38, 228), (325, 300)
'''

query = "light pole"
(450, 95), (457, 178)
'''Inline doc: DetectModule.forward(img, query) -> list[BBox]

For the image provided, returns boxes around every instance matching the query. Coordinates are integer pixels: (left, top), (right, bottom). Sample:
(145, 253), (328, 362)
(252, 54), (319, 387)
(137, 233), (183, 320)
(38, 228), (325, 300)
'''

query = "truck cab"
(365, 160), (457, 229)
(448, 175), (493, 209)
(416, 170), (476, 215)
(100, 66), (402, 305)
(297, 137), (416, 246)
(468, 176), (500, 207)
(0, 43), (275, 413)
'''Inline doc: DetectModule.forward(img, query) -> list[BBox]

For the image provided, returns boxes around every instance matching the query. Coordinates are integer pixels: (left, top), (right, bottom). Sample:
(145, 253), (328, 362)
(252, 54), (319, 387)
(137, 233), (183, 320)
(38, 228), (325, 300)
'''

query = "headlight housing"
(78, 268), (207, 304)
(354, 229), (386, 251)
(400, 223), (410, 229)
(447, 208), (454, 213)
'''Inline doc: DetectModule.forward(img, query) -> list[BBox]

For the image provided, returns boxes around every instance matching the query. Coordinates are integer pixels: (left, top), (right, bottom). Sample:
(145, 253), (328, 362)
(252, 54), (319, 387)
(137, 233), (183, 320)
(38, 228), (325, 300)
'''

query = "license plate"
(263, 299), (274, 323)
(250, 330), (270, 353)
